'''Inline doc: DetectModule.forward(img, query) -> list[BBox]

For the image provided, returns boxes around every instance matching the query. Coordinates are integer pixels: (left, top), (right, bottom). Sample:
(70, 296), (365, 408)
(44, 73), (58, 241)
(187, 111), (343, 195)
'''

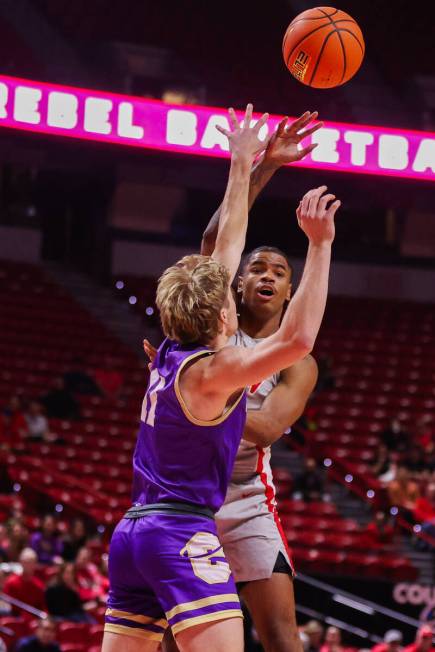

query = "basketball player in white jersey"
(144, 110), (326, 652)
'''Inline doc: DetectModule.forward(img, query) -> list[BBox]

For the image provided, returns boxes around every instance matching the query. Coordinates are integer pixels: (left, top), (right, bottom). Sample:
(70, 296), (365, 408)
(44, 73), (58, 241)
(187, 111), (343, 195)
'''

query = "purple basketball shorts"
(104, 512), (242, 643)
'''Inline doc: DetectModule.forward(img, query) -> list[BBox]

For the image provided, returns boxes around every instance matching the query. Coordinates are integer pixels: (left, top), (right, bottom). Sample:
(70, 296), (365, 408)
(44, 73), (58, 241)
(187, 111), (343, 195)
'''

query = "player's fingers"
(326, 199), (341, 218)
(300, 190), (313, 216)
(276, 117), (288, 136)
(298, 121), (324, 141)
(318, 193), (336, 214)
(296, 142), (318, 159)
(228, 107), (239, 130)
(288, 110), (311, 133)
(216, 125), (230, 137)
(243, 103), (253, 128)
(254, 112), (269, 133)
(308, 185), (327, 218)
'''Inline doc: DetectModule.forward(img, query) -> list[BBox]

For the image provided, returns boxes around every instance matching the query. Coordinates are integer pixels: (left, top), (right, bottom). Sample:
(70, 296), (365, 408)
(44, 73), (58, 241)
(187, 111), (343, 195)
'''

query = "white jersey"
(215, 328), (293, 583)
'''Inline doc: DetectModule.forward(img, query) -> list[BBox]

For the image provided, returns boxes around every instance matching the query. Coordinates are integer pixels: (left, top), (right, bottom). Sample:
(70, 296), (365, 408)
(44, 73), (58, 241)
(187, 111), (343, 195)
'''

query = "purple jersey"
(132, 338), (246, 513)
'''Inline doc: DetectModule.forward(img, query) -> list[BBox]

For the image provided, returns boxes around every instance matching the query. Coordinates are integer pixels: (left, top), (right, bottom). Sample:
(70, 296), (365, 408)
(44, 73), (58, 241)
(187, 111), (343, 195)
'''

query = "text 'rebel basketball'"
(282, 6), (365, 89)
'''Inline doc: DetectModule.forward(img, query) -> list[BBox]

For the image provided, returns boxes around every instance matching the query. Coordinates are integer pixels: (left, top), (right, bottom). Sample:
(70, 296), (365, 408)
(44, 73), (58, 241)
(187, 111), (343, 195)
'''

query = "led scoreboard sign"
(0, 74), (434, 181)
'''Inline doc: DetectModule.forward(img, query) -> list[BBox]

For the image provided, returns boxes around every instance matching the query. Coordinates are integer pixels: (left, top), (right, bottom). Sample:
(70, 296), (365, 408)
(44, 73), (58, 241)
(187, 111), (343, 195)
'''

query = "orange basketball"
(282, 6), (365, 89)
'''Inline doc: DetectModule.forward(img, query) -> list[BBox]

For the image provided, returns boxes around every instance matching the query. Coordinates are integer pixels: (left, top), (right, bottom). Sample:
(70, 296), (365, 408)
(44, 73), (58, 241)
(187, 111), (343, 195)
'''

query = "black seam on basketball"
(335, 29), (347, 84)
(308, 28), (337, 86)
(318, 8), (363, 50)
(337, 28), (365, 54)
(285, 22), (334, 69)
(289, 9), (338, 26)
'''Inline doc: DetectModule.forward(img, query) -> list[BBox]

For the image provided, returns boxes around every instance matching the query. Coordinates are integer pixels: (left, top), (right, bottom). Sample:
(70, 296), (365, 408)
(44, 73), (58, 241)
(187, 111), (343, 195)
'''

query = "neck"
(239, 306), (282, 339)
(209, 332), (229, 350)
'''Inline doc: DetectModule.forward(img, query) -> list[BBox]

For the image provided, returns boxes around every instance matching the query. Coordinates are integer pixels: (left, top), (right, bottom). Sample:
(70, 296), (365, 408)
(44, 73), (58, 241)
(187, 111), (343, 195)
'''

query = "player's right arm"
(201, 111), (323, 256)
(210, 104), (269, 282)
(202, 186), (340, 392)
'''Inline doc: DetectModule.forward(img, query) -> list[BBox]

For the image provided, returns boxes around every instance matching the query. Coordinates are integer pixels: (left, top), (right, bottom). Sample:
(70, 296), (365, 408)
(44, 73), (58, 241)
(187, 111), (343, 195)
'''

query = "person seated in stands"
(45, 562), (94, 623)
(304, 620), (324, 652)
(3, 547), (46, 615)
(61, 518), (88, 562)
(387, 466), (420, 523)
(371, 629), (403, 652)
(24, 401), (50, 442)
(314, 355), (336, 393)
(0, 636), (5, 652)
(15, 618), (61, 652)
(40, 378), (80, 420)
(30, 514), (63, 565)
(414, 482), (435, 545)
(413, 415), (433, 454)
(0, 568), (13, 616)
(0, 524), (10, 562)
(364, 510), (395, 546)
(320, 626), (355, 652)
(403, 625), (435, 652)
(63, 357), (101, 396)
(92, 356), (124, 400)
(74, 546), (108, 605)
(381, 418), (410, 453)
(294, 457), (325, 502)
(371, 443), (392, 477)
(403, 446), (426, 476)
(2, 396), (27, 441)
(5, 520), (30, 561)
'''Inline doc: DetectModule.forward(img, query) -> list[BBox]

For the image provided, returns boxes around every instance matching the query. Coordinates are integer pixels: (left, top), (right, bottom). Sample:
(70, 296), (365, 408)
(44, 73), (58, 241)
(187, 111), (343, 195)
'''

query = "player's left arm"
(242, 354), (318, 448)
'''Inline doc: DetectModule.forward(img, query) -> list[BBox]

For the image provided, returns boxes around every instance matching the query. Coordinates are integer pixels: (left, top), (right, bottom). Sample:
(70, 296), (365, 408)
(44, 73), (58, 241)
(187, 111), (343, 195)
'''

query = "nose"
(260, 270), (274, 283)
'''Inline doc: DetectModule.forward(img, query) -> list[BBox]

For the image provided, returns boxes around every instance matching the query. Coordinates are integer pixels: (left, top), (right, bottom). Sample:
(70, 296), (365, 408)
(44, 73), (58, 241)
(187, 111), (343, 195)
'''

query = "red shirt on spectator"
(414, 497), (435, 523)
(403, 644), (435, 652)
(3, 573), (46, 615)
(372, 645), (390, 652)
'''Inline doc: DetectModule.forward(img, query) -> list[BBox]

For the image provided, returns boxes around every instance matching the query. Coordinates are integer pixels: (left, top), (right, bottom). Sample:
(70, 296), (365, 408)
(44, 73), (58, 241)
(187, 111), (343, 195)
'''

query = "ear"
(237, 275), (244, 294)
(286, 283), (292, 302)
(219, 306), (229, 331)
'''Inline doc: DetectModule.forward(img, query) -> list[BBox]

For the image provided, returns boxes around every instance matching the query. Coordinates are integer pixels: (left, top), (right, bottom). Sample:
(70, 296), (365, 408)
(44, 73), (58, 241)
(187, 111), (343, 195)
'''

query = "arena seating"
(1, 262), (422, 588)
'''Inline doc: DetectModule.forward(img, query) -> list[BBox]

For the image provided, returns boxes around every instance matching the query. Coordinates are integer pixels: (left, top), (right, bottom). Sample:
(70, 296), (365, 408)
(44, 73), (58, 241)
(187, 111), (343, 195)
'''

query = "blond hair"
(156, 254), (230, 345)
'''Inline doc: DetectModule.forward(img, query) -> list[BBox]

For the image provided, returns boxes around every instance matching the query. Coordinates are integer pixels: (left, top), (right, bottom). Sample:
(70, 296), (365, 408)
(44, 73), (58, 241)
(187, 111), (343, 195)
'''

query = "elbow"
(293, 332), (315, 357)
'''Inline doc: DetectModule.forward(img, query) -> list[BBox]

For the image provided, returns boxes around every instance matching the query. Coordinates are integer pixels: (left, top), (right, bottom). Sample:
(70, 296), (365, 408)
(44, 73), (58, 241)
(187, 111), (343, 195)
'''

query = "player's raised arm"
(210, 104), (269, 282)
(201, 111), (323, 256)
(203, 186), (340, 391)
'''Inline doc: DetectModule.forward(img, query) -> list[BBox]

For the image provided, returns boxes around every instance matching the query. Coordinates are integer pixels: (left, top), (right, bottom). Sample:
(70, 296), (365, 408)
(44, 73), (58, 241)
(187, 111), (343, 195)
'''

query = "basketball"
(282, 6), (365, 89)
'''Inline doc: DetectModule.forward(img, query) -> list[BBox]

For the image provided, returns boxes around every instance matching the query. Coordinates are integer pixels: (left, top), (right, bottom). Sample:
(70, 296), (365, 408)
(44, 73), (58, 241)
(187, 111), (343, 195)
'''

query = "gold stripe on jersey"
(174, 350), (245, 426)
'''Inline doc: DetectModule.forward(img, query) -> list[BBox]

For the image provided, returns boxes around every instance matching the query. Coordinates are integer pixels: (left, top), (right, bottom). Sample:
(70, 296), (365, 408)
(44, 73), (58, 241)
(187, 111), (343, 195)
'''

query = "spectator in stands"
(304, 620), (324, 652)
(92, 356), (124, 399)
(0, 637), (5, 652)
(30, 515), (63, 565)
(74, 546), (108, 605)
(364, 511), (395, 546)
(320, 626), (353, 652)
(63, 357), (101, 396)
(314, 356), (336, 393)
(371, 629), (403, 652)
(6, 520), (29, 561)
(41, 378), (80, 420)
(0, 524), (10, 562)
(294, 458), (325, 502)
(403, 625), (434, 652)
(3, 547), (46, 615)
(24, 401), (50, 442)
(403, 446), (426, 476)
(387, 466), (420, 522)
(413, 415), (433, 453)
(0, 568), (13, 616)
(371, 444), (392, 477)
(45, 562), (93, 623)
(381, 418), (410, 453)
(15, 618), (61, 652)
(414, 482), (435, 546)
(2, 396), (27, 440)
(62, 518), (88, 562)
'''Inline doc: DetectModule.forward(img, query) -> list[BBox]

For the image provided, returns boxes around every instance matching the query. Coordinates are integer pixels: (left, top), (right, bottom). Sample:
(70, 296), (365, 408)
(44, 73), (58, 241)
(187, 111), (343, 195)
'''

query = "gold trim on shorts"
(105, 607), (168, 628)
(166, 593), (239, 620)
(104, 623), (164, 642)
(171, 608), (243, 635)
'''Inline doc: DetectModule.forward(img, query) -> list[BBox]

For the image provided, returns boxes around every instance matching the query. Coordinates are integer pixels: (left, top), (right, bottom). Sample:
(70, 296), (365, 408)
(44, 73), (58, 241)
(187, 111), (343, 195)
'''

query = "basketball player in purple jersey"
(146, 112), (323, 652)
(103, 104), (339, 652)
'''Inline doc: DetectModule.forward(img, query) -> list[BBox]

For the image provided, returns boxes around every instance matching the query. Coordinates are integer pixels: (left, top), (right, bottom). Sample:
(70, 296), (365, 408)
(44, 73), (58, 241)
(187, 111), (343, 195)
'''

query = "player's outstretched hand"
(296, 185), (340, 245)
(264, 111), (323, 168)
(143, 339), (157, 371)
(216, 103), (269, 163)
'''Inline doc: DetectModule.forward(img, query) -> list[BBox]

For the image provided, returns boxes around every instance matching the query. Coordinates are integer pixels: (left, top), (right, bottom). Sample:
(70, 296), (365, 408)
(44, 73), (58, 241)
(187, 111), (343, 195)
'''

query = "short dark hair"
(242, 246), (293, 278)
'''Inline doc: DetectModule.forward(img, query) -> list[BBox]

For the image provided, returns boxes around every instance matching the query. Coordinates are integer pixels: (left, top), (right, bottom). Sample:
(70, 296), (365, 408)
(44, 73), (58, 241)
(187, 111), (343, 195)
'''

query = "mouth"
(256, 286), (275, 301)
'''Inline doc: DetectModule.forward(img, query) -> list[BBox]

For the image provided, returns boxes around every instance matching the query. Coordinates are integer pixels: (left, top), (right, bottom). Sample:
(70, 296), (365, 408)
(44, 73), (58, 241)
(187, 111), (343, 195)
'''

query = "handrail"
(296, 572), (421, 628)
(0, 591), (47, 620)
(296, 604), (382, 644)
